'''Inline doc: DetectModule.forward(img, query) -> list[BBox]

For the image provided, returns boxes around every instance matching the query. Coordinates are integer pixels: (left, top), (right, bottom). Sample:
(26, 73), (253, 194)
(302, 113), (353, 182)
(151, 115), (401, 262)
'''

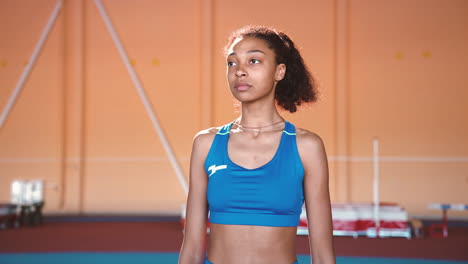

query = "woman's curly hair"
(224, 25), (317, 113)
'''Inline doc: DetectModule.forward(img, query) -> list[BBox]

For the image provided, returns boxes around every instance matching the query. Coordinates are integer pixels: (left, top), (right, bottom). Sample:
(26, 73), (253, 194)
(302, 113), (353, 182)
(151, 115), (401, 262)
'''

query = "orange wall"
(0, 0), (467, 219)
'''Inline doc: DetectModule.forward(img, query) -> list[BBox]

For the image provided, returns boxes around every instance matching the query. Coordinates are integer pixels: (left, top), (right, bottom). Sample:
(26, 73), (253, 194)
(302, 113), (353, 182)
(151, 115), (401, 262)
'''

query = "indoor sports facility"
(0, 0), (467, 263)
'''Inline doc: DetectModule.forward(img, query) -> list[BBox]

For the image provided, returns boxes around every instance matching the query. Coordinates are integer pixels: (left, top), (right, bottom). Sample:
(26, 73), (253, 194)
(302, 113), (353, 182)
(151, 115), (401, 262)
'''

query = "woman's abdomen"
(207, 223), (298, 264)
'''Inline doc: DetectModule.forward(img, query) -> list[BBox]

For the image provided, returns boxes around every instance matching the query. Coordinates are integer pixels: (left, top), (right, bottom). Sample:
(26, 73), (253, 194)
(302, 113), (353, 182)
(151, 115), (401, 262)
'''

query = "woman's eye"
(227, 61), (236, 67)
(250, 59), (260, 64)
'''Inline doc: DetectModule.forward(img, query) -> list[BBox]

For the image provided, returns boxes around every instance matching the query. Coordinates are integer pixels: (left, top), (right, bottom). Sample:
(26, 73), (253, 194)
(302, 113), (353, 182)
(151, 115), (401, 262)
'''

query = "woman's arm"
(178, 131), (215, 264)
(297, 130), (335, 264)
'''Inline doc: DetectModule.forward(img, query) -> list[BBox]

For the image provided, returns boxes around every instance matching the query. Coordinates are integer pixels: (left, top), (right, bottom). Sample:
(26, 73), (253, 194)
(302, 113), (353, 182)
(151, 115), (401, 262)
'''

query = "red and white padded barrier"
(297, 203), (411, 238)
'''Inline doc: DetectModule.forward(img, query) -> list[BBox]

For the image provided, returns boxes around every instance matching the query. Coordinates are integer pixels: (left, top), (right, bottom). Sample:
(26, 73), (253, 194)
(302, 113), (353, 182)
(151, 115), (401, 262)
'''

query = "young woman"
(179, 25), (335, 264)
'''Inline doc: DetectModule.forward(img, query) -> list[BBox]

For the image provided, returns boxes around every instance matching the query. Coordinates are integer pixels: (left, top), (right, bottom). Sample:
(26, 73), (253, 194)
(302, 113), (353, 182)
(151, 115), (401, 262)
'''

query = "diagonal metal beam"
(0, 0), (63, 129)
(93, 0), (188, 196)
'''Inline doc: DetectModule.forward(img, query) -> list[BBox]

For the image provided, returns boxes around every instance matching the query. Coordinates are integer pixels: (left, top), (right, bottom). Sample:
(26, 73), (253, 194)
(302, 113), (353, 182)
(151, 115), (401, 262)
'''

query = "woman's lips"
(235, 83), (251, 91)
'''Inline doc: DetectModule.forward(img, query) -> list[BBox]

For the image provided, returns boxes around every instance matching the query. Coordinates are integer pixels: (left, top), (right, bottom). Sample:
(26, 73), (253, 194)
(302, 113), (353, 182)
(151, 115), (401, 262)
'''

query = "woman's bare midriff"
(207, 223), (298, 264)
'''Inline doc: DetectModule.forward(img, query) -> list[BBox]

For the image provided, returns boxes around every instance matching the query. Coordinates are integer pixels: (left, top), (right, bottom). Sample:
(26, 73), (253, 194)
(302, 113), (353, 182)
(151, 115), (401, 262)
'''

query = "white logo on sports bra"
(208, 164), (227, 177)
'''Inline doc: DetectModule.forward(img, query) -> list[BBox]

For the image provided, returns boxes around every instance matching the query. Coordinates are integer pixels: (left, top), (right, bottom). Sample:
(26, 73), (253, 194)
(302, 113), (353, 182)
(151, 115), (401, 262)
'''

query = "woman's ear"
(275, 63), (286, 81)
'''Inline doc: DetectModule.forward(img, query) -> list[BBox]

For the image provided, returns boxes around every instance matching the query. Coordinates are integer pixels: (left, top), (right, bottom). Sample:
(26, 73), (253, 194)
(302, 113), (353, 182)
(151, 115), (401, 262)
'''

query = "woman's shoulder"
(193, 127), (218, 142)
(192, 125), (226, 148)
(295, 127), (324, 148)
(294, 127), (328, 172)
(189, 127), (220, 161)
(294, 127), (327, 161)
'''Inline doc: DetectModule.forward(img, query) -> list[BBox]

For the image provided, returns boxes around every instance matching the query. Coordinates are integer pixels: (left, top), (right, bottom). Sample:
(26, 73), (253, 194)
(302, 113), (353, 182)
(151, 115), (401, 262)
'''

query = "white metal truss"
(0, 0), (63, 129)
(94, 0), (188, 195)
(0, 0), (188, 204)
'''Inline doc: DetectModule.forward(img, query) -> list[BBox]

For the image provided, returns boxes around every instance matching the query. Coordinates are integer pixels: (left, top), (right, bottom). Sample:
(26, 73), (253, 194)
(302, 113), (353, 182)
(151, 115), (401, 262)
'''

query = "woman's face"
(226, 37), (285, 105)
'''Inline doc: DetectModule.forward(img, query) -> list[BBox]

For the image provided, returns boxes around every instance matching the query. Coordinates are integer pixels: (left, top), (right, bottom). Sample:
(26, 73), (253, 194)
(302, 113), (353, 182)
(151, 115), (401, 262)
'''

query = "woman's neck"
(237, 102), (283, 127)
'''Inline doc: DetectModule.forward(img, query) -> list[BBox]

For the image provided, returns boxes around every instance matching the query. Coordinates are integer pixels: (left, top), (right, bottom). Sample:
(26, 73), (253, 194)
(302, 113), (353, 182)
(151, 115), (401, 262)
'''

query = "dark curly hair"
(224, 25), (317, 113)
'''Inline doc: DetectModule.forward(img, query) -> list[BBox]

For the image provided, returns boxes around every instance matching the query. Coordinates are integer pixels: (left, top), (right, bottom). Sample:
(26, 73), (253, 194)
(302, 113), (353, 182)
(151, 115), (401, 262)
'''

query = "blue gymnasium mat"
(0, 252), (467, 264)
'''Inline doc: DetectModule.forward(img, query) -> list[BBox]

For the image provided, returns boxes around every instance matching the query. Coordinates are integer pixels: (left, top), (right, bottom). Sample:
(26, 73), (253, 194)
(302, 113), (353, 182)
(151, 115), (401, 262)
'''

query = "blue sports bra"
(205, 121), (305, 227)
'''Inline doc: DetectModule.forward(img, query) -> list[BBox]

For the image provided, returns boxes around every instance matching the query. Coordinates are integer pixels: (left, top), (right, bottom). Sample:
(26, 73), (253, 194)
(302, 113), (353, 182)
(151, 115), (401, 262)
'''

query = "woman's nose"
(235, 68), (247, 77)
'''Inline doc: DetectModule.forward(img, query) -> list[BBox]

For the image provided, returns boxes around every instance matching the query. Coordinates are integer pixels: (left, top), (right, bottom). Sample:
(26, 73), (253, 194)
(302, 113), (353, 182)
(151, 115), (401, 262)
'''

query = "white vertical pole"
(0, 0), (63, 129)
(373, 138), (381, 237)
(93, 0), (188, 196)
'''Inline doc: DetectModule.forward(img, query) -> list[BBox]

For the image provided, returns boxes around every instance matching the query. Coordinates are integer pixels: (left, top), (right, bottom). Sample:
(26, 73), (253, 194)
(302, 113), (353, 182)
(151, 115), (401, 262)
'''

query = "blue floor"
(0, 252), (467, 264)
